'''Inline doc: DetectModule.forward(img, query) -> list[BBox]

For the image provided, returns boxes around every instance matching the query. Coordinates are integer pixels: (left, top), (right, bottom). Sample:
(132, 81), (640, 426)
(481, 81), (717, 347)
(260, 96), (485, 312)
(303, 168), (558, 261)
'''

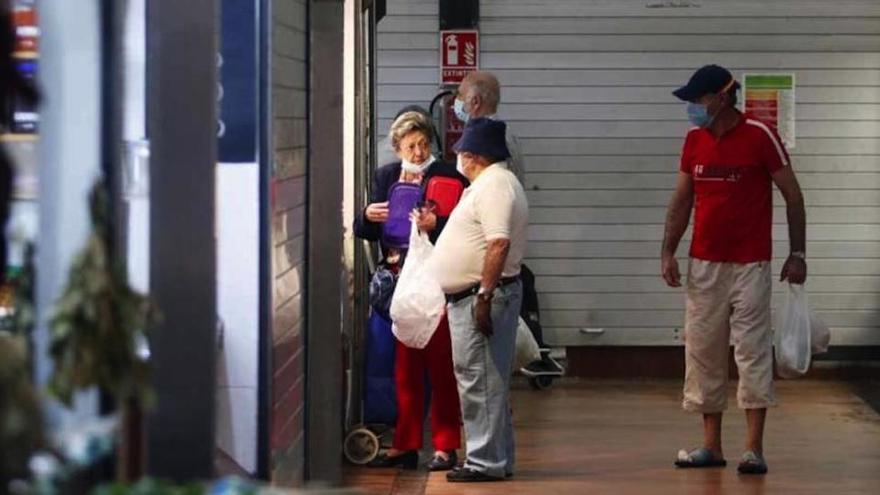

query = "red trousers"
(393, 315), (462, 452)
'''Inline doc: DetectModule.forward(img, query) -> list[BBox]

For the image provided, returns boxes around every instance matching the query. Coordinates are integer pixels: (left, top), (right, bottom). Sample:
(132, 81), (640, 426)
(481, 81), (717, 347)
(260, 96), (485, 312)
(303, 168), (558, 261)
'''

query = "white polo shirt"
(429, 162), (529, 294)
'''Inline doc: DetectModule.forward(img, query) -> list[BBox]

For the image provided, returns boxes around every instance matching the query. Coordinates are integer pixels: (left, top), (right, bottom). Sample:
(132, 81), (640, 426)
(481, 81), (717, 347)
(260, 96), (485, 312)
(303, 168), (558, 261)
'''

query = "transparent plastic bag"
(514, 317), (541, 370)
(775, 284), (812, 379)
(390, 224), (446, 349)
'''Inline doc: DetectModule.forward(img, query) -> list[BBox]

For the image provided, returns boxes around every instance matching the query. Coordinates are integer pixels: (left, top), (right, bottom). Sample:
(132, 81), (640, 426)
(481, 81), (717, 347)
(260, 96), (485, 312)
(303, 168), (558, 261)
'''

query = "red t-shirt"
(679, 113), (791, 263)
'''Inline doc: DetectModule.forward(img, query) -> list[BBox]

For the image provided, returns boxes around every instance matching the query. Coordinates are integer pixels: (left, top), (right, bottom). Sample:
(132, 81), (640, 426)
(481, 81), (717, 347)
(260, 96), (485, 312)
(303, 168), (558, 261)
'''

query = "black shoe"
(367, 450), (418, 469)
(427, 451), (458, 471)
(446, 467), (504, 482)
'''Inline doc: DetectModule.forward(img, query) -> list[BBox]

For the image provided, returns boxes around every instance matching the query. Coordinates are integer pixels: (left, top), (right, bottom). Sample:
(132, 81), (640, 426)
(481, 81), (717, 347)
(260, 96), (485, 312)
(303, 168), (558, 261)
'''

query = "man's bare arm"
(481, 238), (511, 290)
(772, 166), (806, 254)
(661, 172), (694, 288)
(772, 166), (808, 283)
(662, 172), (694, 257)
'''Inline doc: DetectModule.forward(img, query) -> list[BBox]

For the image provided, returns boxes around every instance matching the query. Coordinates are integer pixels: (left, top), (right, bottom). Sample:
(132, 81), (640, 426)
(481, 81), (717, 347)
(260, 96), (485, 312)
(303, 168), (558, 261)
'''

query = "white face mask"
(456, 154), (466, 176)
(401, 154), (436, 175)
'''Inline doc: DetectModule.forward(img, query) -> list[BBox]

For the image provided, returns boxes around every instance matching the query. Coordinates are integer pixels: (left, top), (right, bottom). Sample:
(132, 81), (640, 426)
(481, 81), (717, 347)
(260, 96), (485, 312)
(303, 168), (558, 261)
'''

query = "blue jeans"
(447, 281), (522, 478)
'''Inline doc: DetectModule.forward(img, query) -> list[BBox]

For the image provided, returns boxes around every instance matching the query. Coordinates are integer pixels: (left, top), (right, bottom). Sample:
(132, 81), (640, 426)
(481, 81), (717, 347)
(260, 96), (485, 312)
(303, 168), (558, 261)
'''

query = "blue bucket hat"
(452, 117), (511, 159)
(673, 64), (740, 102)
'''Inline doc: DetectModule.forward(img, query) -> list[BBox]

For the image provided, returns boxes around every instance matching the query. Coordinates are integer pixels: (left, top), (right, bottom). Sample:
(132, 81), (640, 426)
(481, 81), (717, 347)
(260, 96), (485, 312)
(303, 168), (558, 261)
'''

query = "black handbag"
(369, 264), (397, 316)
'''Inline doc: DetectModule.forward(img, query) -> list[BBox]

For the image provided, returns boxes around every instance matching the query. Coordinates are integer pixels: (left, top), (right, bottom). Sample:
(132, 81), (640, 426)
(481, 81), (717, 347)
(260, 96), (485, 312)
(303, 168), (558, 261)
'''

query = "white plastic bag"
(390, 224), (446, 349)
(775, 284), (812, 379)
(514, 317), (541, 370)
(810, 311), (831, 355)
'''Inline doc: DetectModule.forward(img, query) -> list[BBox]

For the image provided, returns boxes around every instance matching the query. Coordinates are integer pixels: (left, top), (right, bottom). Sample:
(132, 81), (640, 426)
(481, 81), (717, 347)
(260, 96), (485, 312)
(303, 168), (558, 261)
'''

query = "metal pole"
(99, 0), (125, 262)
(256, 0), (273, 481)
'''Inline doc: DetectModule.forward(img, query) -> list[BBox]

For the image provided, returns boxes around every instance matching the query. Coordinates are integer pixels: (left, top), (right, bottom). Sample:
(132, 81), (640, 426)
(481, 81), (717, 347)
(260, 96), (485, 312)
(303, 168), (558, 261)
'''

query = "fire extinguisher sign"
(440, 30), (479, 86)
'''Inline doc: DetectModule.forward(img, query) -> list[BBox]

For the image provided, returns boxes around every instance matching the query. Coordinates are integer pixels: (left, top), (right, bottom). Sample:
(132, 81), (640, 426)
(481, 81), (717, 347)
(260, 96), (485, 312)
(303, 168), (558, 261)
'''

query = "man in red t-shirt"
(661, 65), (807, 475)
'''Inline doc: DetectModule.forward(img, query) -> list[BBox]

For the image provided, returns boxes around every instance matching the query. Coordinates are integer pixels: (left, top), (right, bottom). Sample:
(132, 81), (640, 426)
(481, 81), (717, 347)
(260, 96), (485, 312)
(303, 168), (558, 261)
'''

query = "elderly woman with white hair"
(354, 110), (468, 471)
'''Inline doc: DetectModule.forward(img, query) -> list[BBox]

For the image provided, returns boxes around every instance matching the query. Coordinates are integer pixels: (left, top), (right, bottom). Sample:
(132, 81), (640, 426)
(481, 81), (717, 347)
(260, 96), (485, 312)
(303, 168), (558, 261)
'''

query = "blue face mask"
(453, 98), (470, 123)
(687, 101), (713, 128)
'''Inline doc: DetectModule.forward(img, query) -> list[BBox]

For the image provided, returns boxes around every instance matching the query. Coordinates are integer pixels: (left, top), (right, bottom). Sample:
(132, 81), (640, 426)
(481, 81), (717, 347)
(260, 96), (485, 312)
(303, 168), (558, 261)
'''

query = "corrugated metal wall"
(376, 0), (439, 138)
(377, 0), (880, 347)
(270, 0), (308, 485)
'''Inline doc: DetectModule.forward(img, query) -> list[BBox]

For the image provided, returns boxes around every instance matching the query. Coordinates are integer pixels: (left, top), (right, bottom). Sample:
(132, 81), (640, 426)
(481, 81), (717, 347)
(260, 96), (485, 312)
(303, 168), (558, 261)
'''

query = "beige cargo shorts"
(682, 258), (777, 413)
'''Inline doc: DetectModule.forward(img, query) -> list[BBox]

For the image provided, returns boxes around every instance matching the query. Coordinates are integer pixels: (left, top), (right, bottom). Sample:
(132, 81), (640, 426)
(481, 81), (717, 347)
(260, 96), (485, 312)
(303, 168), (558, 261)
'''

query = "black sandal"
(737, 451), (768, 475)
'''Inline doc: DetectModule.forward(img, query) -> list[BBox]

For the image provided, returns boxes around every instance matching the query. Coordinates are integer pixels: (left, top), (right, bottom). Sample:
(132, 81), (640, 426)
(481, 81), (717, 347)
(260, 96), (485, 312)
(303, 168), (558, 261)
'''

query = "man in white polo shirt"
(426, 118), (529, 483)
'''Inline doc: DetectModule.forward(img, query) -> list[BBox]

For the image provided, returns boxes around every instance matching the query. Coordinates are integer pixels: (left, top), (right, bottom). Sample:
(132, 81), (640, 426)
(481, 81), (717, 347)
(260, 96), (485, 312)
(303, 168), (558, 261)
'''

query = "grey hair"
(389, 111), (434, 151)
(463, 71), (500, 112)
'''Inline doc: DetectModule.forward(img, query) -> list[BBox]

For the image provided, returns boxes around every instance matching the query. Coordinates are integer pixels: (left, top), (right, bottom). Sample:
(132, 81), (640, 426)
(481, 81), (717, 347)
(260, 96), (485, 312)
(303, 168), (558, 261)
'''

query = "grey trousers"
(447, 281), (522, 478)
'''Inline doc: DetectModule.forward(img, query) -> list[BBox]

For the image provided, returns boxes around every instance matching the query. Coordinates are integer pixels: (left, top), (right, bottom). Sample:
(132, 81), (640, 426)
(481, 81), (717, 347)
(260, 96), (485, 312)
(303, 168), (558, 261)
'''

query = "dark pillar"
(146, 0), (218, 479)
(305, 0), (345, 484)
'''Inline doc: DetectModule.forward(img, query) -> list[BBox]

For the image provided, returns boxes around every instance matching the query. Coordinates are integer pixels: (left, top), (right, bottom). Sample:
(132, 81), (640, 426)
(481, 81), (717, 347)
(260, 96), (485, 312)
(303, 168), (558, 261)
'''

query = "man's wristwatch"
(476, 286), (494, 302)
(790, 251), (806, 260)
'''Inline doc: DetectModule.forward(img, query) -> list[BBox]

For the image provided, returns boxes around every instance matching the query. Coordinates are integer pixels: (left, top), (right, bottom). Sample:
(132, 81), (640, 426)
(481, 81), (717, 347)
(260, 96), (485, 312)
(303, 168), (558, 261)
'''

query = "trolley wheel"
(528, 375), (555, 391)
(344, 427), (381, 465)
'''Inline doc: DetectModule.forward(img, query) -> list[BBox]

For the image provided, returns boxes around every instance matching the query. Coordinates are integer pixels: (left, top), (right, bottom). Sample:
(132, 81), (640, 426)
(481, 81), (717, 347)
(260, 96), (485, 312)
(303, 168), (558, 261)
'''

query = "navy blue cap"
(453, 118), (511, 159)
(673, 64), (740, 101)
